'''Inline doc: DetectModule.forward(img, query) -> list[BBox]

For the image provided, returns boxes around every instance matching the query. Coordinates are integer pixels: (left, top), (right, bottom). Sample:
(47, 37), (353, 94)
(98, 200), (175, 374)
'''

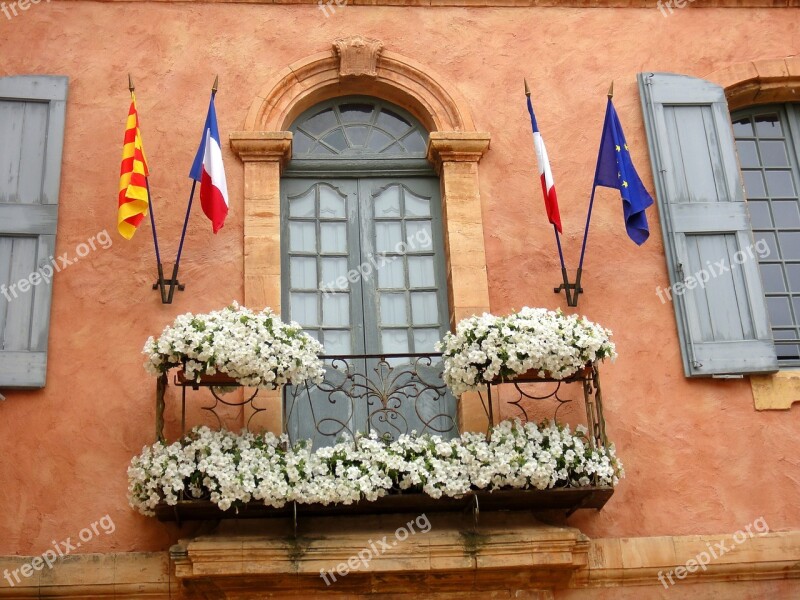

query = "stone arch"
(243, 36), (476, 134)
(706, 57), (800, 110)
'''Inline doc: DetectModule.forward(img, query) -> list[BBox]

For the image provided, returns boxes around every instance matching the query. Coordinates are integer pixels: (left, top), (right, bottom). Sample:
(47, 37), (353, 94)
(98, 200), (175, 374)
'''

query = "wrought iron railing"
(283, 353), (456, 446)
(151, 354), (614, 522)
(155, 353), (608, 452)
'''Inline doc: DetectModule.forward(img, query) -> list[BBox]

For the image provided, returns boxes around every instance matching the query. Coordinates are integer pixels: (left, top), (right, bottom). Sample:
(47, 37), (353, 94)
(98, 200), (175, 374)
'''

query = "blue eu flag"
(594, 99), (654, 245)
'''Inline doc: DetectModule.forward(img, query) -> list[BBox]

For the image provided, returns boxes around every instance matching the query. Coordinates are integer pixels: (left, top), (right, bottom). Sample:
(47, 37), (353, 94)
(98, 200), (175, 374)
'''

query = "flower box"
(128, 421), (623, 519)
(175, 369), (239, 387)
(491, 363), (594, 385)
(153, 486), (615, 522)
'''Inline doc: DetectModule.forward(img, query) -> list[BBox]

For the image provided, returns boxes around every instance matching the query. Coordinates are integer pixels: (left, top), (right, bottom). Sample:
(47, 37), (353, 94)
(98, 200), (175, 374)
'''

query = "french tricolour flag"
(526, 95), (562, 233)
(190, 93), (229, 234)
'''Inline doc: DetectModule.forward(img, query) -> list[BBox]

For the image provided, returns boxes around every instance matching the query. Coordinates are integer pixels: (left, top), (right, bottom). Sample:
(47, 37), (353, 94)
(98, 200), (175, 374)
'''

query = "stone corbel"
(229, 131), (293, 166)
(426, 131), (491, 172)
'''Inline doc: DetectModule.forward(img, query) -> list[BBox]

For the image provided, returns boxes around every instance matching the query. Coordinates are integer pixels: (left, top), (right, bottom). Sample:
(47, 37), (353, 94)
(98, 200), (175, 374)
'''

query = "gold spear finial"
(212, 75), (219, 93)
(524, 78), (531, 97)
(128, 73), (134, 93)
(608, 80), (614, 99)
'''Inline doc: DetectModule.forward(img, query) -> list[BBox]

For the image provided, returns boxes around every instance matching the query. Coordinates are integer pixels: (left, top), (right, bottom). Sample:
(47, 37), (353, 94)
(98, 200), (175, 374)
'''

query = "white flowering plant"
(142, 302), (325, 388)
(127, 420), (623, 516)
(436, 307), (617, 396)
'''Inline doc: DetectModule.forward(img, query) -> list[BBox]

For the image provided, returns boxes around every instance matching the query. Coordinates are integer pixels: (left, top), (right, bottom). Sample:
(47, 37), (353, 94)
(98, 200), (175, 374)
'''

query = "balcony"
(150, 352), (615, 524)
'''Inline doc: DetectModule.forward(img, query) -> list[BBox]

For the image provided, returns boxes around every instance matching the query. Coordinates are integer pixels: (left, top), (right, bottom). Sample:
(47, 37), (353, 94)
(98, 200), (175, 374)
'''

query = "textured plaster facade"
(1, 0), (799, 596)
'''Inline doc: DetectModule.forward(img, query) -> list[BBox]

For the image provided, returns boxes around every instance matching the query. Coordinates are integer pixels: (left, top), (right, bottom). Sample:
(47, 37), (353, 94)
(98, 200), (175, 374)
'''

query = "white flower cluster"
(436, 307), (617, 396)
(142, 302), (325, 388)
(127, 420), (623, 516)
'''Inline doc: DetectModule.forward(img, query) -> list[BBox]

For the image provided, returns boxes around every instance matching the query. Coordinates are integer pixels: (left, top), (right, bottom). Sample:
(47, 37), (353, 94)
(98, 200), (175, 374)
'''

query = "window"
(0, 76), (68, 388)
(291, 99), (428, 158)
(732, 105), (800, 364)
(638, 72), (778, 377)
(282, 97), (455, 444)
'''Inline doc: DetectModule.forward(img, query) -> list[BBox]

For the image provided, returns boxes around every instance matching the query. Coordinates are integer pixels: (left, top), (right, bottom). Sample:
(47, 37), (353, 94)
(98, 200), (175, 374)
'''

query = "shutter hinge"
(692, 360), (703, 369)
(677, 263), (685, 281)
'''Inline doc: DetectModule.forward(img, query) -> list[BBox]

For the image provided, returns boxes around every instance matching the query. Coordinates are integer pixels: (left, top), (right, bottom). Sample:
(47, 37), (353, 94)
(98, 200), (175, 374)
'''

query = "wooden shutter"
(0, 76), (68, 388)
(638, 72), (778, 377)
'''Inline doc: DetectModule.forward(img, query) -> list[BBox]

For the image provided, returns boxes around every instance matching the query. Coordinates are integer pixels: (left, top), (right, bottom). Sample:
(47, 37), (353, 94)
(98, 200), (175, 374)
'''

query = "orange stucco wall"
(0, 1), (798, 556)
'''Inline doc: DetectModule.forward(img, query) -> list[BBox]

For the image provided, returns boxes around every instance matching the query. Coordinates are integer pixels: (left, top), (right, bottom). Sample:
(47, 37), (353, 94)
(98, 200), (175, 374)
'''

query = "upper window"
(732, 105), (800, 364)
(290, 97), (428, 158)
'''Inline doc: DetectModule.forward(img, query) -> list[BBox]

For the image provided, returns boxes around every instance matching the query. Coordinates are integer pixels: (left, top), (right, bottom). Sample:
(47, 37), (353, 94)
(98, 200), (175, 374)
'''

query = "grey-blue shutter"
(0, 76), (68, 388)
(638, 72), (778, 377)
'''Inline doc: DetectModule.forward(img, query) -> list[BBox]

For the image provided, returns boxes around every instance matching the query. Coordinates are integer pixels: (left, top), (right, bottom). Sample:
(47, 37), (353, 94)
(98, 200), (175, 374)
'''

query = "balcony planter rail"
(141, 354), (619, 522)
(139, 305), (620, 523)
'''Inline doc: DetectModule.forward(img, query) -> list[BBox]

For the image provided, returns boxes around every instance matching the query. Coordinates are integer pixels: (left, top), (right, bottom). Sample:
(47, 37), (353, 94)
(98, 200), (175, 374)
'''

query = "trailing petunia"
(127, 420), (623, 516)
(436, 307), (617, 396)
(142, 302), (325, 388)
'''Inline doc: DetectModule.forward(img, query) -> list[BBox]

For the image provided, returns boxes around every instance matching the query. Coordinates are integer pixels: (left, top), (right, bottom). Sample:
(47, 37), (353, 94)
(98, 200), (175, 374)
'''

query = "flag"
(190, 93), (229, 234)
(117, 93), (149, 240)
(593, 98), (654, 245)
(526, 94), (563, 233)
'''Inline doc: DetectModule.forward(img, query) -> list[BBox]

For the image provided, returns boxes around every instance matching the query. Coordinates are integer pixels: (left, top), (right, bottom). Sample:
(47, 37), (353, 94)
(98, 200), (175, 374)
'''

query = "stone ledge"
(2, 530), (800, 597)
(0, 552), (174, 599)
(750, 370), (800, 410)
(51, 0), (800, 7)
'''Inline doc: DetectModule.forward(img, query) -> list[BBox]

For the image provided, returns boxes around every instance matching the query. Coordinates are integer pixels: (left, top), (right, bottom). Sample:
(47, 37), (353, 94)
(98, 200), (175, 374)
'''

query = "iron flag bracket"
(554, 267), (584, 307)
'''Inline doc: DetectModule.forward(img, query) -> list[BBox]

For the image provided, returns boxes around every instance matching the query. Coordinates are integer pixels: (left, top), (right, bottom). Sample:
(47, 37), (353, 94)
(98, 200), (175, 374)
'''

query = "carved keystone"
(333, 35), (384, 79)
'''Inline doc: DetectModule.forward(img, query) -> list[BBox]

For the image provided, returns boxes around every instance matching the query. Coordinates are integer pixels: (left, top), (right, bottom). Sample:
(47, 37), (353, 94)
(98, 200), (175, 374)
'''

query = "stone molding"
(706, 56), (800, 110)
(56, 0), (800, 7)
(242, 47), (475, 133)
(3, 527), (799, 598)
(229, 131), (292, 166)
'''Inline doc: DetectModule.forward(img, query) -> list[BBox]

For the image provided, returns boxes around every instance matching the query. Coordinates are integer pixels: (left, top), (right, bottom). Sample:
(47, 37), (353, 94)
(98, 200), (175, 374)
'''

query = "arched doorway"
(230, 37), (492, 434)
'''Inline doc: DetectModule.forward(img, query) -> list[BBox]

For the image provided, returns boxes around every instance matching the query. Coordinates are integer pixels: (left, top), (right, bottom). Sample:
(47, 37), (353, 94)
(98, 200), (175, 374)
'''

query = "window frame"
(732, 102), (800, 368)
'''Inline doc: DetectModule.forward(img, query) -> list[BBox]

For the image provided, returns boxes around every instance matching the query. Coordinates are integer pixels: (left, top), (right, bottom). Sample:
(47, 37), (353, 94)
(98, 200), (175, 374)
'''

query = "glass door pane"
(281, 179), (366, 446)
(358, 177), (456, 439)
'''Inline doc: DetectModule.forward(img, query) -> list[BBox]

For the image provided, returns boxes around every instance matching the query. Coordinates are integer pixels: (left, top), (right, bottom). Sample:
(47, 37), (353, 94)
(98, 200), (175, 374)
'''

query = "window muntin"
(734, 104), (800, 363)
(290, 97), (428, 158)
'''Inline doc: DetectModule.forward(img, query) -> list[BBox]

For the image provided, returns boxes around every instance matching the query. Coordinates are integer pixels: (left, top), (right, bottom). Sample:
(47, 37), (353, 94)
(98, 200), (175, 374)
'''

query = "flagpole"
(129, 74), (169, 303)
(525, 79), (579, 305)
(166, 75), (219, 303)
(578, 81), (614, 275)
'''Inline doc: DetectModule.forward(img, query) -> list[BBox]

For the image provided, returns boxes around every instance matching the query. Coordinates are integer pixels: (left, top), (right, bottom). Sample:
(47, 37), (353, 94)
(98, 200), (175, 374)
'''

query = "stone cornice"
(52, 0), (800, 7)
(426, 132), (491, 169)
(229, 131), (292, 165)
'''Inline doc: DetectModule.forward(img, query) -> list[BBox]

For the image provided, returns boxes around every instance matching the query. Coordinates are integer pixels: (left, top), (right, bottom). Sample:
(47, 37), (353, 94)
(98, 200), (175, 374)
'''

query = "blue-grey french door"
(281, 176), (454, 445)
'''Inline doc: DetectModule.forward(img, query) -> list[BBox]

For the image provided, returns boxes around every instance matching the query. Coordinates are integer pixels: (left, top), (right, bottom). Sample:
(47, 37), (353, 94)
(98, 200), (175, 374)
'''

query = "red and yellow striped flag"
(118, 93), (149, 239)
